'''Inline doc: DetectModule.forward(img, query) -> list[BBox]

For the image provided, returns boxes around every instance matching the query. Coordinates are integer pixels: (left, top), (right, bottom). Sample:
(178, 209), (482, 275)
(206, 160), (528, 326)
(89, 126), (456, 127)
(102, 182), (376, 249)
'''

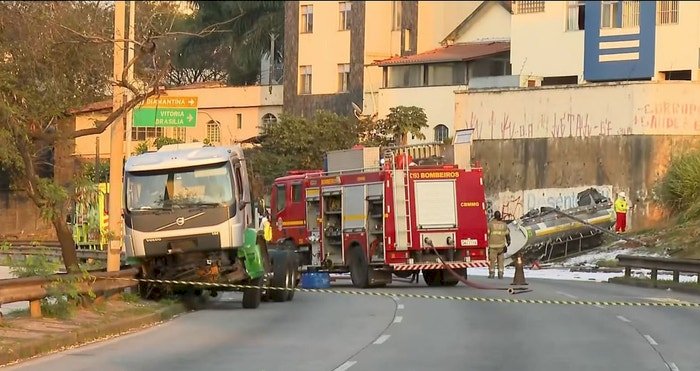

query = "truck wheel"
(441, 269), (463, 286)
(349, 245), (370, 289)
(269, 250), (293, 302)
(285, 252), (299, 301)
(242, 277), (263, 309)
(422, 269), (442, 287)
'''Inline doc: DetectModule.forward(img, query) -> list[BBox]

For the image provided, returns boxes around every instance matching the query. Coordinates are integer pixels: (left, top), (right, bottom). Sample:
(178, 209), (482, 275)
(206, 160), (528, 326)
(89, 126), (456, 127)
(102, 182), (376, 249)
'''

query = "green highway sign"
(132, 96), (198, 128)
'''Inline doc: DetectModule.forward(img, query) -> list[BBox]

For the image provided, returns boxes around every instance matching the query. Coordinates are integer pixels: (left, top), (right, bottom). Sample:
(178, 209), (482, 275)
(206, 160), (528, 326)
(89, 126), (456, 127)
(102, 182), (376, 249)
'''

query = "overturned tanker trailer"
(503, 188), (616, 264)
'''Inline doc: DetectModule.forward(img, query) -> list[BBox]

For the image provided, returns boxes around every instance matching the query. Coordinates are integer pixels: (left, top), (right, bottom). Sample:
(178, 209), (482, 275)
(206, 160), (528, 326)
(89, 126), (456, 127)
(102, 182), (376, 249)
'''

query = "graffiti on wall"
(458, 83), (700, 140)
(486, 185), (614, 220)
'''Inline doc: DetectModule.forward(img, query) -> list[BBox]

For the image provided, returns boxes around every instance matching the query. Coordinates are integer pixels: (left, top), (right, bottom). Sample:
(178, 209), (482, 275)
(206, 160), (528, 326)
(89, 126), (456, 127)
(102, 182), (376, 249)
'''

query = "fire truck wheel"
(441, 268), (464, 286)
(242, 277), (263, 309)
(349, 245), (370, 288)
(422, 270), (442, 287)
(282, 239), (296, 252)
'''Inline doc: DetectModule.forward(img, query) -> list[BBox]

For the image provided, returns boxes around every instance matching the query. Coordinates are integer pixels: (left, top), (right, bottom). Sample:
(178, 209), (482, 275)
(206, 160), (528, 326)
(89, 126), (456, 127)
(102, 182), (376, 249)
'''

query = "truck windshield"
(125, 161), (235, 211)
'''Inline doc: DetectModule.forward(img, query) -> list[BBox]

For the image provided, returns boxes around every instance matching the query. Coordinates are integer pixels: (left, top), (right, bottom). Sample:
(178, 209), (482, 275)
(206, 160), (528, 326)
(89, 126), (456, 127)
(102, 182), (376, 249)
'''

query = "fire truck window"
(276, 184), (286, 211)
(292, 183), (302, 202)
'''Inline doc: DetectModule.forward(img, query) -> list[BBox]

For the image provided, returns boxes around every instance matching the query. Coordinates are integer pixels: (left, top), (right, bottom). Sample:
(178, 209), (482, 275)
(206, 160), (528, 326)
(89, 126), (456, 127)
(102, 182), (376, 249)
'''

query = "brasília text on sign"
(132, 96), (198, 128)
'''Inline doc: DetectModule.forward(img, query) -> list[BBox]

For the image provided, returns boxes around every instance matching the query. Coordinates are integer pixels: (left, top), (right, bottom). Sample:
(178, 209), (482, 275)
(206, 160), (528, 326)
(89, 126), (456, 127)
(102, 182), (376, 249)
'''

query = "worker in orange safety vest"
(614, 192), (629, 233)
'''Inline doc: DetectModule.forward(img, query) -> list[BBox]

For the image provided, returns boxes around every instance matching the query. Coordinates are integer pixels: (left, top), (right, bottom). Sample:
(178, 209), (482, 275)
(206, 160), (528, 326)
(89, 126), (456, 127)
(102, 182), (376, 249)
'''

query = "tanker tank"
(503, 188), (616, 264)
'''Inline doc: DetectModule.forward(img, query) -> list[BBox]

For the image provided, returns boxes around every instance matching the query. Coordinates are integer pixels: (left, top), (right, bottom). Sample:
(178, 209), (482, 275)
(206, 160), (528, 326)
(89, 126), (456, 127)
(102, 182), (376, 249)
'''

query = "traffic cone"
(511, 252), (528, 286)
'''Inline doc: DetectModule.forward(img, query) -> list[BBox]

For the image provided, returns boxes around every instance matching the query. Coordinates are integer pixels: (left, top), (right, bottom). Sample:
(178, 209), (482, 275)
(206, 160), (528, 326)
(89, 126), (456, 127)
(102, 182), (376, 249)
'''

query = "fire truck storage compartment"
(366, 183), (384, 262)
(305, 187), (321, 265)
(342, 185), (366, 263)
(413, 180), (458, 230)
(322, 187), (343, 264)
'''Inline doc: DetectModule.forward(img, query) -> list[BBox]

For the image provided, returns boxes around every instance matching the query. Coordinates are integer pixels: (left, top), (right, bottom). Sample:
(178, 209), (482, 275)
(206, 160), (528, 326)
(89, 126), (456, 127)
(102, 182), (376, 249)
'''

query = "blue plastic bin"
(301, 272), (331, 289)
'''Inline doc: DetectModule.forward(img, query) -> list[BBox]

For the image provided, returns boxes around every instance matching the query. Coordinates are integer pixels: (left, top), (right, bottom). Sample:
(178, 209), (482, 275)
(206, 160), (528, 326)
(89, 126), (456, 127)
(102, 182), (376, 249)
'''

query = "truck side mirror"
(239, 200), (249, 211)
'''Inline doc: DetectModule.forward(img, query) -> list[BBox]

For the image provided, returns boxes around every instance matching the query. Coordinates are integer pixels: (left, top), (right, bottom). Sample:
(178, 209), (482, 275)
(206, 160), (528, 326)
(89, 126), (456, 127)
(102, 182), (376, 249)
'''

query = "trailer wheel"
(349, 245), (370, 288)
(242, 277), (263, 309)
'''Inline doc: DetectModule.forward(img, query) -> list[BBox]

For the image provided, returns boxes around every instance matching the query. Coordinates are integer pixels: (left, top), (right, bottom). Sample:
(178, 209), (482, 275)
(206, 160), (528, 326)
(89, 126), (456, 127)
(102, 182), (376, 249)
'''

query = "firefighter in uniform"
(487, 211), (510, 279)
(614, 192), (629, 233)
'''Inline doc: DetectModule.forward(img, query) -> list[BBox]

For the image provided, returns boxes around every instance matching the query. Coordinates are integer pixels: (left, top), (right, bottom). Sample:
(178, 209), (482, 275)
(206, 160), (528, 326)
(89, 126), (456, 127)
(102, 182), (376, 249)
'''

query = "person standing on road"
(260, 211), (273, 242)
(487, 211), (510, 279)
(614, 192), (629, 233)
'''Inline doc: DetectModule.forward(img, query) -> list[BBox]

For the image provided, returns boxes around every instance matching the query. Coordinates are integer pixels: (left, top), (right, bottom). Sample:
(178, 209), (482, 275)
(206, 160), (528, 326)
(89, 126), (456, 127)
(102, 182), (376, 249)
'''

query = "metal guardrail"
(616, 254), (700, 284)
(0, 268), (138, 319)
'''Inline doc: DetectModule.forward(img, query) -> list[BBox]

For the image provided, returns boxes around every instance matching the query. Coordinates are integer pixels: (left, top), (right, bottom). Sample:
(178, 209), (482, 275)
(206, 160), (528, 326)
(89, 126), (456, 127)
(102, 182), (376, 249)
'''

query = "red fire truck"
(270, 139), (489, 287)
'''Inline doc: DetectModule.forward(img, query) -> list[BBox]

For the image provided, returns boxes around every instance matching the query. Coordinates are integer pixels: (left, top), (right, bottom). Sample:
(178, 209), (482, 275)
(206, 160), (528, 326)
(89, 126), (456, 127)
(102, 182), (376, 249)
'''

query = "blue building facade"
(583, 1), (657, 81)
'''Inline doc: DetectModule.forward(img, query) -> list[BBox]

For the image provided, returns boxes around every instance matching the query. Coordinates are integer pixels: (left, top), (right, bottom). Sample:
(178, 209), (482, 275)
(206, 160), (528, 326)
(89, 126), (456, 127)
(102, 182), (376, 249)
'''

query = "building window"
(131, 127), (163, 141)
(427, 62), (467, 86)
(387, 65), (422, 88)
(300, 65), (312, 94)
(566, 1), (585, 31)
(300, 4), (313, 33)
(657, 1), (679, 24)
(392, 1), (402, 31)
(621, 1), (640, 27)
(601, 1), (621, 28)
(339, 2), (351, 30)
(515, 1), (545, 14)
(292, 183), (302, 202)
(434, 125), (449, 143)
(275, 184), (286, 212)
(206, 120), (221, 143)
(236, 113), (242, 129)
(262, 113), (278, 125)
(338, 63), (350, 92)
(171, 127), (186, 142)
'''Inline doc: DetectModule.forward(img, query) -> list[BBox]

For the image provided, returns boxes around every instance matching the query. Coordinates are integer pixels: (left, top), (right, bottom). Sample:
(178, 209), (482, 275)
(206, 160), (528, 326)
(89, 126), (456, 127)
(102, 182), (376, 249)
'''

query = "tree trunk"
(51, 213), (80, 273)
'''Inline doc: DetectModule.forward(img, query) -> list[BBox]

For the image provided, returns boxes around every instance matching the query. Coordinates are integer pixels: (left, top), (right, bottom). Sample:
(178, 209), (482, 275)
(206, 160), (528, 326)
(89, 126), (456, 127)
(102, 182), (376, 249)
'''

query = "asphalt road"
(6, 273), (700, 371)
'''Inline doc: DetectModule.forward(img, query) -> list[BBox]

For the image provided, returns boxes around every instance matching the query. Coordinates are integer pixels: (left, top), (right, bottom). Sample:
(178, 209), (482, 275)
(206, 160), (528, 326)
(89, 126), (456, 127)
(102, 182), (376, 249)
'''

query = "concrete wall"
(454, 1), (511, 43)
(510, 1), (584, 79)
(0, 192), (55, 240)
(655, 1), (700, 75)
(377, 85), (462, 143)
(417, 1), (481, 50)
(456, 81), (700, 230)
(455, 81), (700, 140)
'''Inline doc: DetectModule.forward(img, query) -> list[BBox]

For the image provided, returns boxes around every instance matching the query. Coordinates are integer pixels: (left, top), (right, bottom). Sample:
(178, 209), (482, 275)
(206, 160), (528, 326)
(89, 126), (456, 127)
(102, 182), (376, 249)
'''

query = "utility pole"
(124, 1), (136, 159)
(107, 1), (126, 272)
(268, 33), (276, 94)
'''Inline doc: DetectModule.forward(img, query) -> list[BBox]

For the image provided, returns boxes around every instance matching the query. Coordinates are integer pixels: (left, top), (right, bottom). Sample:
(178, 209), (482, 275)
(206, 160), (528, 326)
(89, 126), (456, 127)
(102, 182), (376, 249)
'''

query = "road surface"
(6, 273), (700, 371)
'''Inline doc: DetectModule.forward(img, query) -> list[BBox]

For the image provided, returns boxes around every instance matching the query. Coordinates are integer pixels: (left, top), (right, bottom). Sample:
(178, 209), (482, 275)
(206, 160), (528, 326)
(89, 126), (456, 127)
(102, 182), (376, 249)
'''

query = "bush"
(657, 149), (700, 221)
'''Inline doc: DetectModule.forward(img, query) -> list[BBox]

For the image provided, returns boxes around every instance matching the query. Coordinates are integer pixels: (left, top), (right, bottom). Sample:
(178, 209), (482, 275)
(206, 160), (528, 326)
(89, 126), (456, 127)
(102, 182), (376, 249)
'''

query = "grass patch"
(596, 259), (619, 268)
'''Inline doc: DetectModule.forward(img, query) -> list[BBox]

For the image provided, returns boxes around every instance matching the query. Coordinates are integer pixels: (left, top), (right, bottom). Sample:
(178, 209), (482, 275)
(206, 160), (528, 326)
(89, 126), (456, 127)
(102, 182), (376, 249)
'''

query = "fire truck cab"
(271, 129), (489, 287)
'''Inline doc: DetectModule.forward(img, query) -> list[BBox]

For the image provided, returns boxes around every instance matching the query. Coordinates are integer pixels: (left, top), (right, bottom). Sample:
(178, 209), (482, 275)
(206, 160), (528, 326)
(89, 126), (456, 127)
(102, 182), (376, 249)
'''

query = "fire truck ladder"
(383, 143), (444, 252)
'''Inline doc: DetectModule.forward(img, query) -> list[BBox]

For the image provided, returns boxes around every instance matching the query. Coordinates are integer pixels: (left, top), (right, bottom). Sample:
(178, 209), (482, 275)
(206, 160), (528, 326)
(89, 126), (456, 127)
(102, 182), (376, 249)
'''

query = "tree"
(0, 2), (171, 272)
(133, 136), (185, 155)
(181, 1), (284, 85)
(378, 106), (429, 146)
(246, 110), (360, 189)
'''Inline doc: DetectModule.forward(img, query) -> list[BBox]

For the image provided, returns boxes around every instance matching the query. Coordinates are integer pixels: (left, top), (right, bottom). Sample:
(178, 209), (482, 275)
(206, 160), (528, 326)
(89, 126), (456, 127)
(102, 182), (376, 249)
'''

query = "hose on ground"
(425, 241), (512, 291)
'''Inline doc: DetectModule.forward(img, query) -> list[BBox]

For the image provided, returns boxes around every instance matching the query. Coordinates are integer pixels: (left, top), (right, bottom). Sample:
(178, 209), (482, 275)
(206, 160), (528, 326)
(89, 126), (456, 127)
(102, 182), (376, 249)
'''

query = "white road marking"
(393, 316), (403, 323)
(397, 304), (405, 310)
(669, 362), (680, 371)
(334, 361), (357, 371)
(392, 295), (400, 301)
(616, 315), (631, 323)
(556, 291), (578, 299)
(373, 334), (391, 345)
(644, 335), (658, 346)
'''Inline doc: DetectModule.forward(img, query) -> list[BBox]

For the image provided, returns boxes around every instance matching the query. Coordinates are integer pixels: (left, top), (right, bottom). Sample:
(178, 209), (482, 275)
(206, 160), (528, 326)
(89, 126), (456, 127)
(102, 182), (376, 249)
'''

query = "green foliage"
(657, 149), (700, 221)
(133, 136), (185, 155)
(247, 110), (360, 186)
(180, 1), (284, 85)
(82, 160), (110, 183)
(8, 249), (61, 278)
(379, 106), (429, 146)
